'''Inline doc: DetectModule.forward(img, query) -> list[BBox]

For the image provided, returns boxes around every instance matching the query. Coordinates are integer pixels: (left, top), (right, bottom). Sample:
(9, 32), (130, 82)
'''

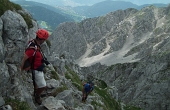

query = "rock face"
(1, 2), (170, 110)
(0, 8), (121, 110)
(0, 10), (40, 110)
(49, 5), (170, 67)
(0, 18), (4, 62)
(1, 10), (34, 63)
(49, 8), (138, 62)
(49, 5), (170, 110)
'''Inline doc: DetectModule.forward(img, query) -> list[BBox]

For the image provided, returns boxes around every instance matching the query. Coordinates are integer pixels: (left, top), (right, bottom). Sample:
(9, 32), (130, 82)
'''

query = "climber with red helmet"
(21, 29), (50, 105)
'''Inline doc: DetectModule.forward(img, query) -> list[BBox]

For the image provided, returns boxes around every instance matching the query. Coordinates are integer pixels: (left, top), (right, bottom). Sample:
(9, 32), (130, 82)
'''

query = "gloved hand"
(42, 59), (50, 65)
(44, 60), (50, 65)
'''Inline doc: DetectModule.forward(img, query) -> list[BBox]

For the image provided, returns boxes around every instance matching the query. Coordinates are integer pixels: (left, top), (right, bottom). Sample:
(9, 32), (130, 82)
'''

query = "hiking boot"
(82, 99), (86, 103)
(82, 97), (84, 102)
(35, 95), (42, 105)
(82, 97), (86, 103)
(84, 100), (86, 103)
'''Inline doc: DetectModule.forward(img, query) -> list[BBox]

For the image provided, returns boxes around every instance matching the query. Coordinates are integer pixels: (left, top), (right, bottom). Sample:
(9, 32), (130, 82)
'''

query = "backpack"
(22, 40), (38, 71)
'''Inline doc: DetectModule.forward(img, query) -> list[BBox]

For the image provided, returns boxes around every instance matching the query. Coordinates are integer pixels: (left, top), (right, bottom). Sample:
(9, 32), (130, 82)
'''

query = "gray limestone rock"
(0, 96), (5, 106)
(0, 18), (4, 62)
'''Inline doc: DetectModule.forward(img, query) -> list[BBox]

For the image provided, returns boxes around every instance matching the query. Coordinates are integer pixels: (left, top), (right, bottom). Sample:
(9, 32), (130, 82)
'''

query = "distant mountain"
(11, 0), (65, 6)
(70, 0), (104, 5)
(10, 0), (170, 7)
(1, 1), (170, 110)
(73, 1), (168, 18)
(24, 6), (74, 30)
(85, 1), (138, 17)
(10, 0), (105, 6)
(138, 3), (169, 9)
(11, 0), (168, 31)
(11, 1), (83, 31)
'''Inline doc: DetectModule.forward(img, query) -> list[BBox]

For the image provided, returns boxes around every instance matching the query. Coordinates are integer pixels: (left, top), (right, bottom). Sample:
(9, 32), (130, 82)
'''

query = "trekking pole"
(18, 66), (26, 88)
(31, 70), (36, 97)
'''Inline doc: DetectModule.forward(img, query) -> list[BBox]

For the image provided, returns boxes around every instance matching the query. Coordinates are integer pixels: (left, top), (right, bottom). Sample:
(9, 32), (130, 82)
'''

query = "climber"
(21, 29), (50, 105)
(82, 81), (94, 102)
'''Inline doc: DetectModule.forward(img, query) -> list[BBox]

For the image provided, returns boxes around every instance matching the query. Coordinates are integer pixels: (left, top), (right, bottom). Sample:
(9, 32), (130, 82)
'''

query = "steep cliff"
(0, 1), (134, 110)
(49, 4), (170, 110)
(1, 0), (170, 110)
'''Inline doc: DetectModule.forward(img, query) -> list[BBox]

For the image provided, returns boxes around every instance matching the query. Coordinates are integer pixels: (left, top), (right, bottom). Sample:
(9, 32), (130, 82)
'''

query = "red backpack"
(22, 39), (38, 71)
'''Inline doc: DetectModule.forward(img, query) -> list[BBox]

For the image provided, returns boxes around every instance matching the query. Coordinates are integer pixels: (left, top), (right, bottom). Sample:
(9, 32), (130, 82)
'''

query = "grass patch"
(51, 70), (59, 80)
(65, 66), (83, 91)
(46, 40), (51, 48)
(51, 86), (68, 97)
(94, 86), (121, 110)
(97, 16), (106, 27)
(91, 100), (108, 110)
(97, 79), (107, 89)
(0, 0), (33, 29)
(19, 13), (33, 29)
(65, 72), (72, 79)
(5, 98), (31, 110)
(53, 66), (58, 72)
(72, 82), (82, 91)
(65, 66), (82, 84)
(0, 0), (22, 15)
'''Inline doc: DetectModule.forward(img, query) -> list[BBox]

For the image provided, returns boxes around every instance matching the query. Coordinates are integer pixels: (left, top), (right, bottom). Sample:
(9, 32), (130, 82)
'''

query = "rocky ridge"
(0, 3), (127, 110)
(0, 1), (170, 110)
(49, 4), (170, 110)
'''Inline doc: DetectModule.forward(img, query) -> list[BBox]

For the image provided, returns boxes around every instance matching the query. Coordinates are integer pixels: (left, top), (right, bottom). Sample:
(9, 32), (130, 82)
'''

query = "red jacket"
(25, 48), (43, 70)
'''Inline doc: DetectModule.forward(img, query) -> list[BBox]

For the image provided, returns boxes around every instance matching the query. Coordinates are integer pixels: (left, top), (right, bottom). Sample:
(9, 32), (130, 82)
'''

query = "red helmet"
(36, 29), (49, 40)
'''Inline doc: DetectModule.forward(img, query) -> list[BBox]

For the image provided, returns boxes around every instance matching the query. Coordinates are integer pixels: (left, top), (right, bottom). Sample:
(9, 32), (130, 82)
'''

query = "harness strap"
(27, 39), (38, 96)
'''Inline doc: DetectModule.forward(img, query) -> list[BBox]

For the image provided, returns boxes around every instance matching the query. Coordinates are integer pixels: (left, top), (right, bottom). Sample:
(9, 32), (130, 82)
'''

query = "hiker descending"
(82, 81), (94, 102)
(21, 29), (50, 105)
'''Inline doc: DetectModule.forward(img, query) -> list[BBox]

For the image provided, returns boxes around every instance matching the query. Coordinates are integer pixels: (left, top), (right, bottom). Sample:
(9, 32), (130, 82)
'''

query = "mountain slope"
(1, 1), (170, 110)
(11, 1), (82, 31)
(48, 4), (170, 110)
(49, 5), (170, 67)
(84, 1), (138, 17)
(73, 1), (168, 18)
(0, 1), (132, 110)
(11, 0), (168, 31)
(23, 6), (74, 30)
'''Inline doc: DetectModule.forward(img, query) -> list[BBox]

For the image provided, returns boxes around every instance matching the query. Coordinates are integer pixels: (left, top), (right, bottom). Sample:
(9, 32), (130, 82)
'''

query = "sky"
(11, 0), (170, 6)
(123, 0), (170, 5)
